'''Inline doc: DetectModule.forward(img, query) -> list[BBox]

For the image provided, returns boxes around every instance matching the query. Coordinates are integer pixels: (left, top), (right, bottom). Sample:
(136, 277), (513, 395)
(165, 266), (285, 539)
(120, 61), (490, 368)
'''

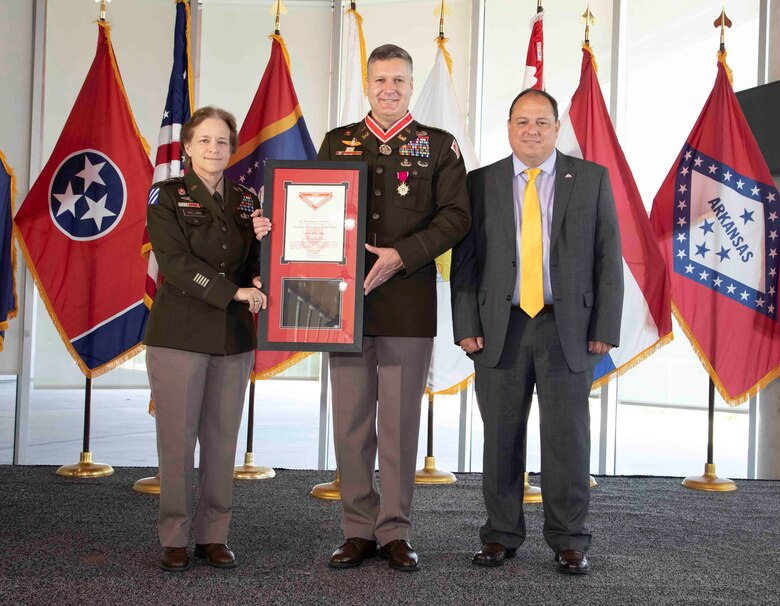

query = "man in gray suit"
(451, 89), (623, 575)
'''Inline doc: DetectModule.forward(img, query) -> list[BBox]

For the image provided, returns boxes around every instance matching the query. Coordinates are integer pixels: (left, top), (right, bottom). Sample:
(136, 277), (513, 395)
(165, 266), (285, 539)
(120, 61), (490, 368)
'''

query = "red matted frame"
(258, 160), (367, 352)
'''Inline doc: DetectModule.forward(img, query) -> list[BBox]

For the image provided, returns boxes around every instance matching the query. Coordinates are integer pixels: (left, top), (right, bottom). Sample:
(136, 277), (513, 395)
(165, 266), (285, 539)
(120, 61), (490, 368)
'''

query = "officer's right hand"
(459, 337), (484, 354)
(234, 287), (267, 313)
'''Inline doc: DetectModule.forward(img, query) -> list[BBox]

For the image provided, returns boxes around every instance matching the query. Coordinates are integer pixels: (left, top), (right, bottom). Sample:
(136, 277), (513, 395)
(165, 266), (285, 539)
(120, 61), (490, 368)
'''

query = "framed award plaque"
(258, 160), (367, 352)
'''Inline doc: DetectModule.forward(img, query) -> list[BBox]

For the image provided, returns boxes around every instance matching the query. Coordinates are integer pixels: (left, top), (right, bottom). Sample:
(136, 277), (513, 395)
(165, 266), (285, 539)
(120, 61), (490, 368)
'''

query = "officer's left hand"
(364, 244), (404, 295)
(252, 209), (271, 241)
(588, 340), (613, 355)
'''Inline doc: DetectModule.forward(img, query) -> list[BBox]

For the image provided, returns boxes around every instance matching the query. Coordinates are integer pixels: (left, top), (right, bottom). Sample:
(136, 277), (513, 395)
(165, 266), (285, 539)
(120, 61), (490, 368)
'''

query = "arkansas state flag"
(14, 22), (151, 377)
(521, 9), (544, 91)
(225, 35), (317, 379)
(558, 46), (673, 388)
(650, 57), (780, 405)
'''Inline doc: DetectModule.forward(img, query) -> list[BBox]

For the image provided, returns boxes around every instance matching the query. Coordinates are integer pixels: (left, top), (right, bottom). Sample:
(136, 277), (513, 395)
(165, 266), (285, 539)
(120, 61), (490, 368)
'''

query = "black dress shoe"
(194, 543), (237, 569)
(379, 539), (419, 572)
(329, 538), (378, 569)
(159, 547), (190, 572)
(472, 543), (518, 567)
(555, 550), (590, 575)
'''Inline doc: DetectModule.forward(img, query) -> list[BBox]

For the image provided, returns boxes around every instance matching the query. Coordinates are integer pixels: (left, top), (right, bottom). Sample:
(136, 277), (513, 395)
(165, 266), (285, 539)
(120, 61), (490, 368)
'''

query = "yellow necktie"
(520, 168), (544, 317)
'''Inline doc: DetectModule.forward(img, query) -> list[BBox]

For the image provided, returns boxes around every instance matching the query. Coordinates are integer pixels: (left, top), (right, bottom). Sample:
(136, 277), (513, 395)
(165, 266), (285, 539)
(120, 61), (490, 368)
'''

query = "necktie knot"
(213, 191), (224, 210)
(525, 167), (541, 182)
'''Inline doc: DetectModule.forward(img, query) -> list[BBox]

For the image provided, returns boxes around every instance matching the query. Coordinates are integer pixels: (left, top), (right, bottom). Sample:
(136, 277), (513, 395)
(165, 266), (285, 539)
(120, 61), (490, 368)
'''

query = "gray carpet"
(0, 467), (778, 605)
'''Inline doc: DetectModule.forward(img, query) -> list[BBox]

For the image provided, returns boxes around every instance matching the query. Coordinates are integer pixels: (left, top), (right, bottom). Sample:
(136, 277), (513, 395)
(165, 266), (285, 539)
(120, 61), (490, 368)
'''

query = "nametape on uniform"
(177, 201), (200, 207)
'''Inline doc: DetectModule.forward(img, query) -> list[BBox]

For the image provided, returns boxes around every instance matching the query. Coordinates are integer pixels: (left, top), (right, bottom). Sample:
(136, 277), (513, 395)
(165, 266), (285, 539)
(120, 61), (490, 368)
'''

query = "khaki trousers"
(146, 346), (253, 547)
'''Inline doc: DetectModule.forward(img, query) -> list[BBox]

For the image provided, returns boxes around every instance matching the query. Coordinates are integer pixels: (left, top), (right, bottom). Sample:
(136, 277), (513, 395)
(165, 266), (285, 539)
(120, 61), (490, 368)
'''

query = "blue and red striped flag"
(558, 45), (673, 387)
(14, 22), (151, 377)
(142, 0), (193, 308)
(226, 35), (316, 379)
(0, 151), (17, 351)
(651, 56), (780, 404)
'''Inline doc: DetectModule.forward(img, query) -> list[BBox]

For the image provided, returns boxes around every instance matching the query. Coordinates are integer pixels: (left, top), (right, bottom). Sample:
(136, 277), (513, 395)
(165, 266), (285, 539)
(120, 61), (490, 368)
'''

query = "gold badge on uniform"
(341, 138), (361, 147)
(396, 171), (410, 196)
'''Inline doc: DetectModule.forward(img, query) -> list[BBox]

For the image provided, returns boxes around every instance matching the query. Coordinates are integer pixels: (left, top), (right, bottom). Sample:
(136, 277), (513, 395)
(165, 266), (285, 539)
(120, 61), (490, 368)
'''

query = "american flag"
(142, 0), (193, 308)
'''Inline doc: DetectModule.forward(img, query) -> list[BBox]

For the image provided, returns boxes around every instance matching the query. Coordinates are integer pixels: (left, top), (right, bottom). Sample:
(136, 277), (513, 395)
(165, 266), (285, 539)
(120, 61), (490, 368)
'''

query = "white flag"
(413, 41), (478, 394)
(340, 7), (368, 126)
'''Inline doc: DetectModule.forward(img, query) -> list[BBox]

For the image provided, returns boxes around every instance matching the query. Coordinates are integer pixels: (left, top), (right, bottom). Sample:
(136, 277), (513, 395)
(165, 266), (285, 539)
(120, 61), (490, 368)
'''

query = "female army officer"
(144, 106), (271, 572)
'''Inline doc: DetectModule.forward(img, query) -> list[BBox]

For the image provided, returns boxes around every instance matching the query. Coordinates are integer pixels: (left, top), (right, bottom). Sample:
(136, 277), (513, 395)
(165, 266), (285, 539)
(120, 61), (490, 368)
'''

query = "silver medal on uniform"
(379, 144), (392, 156)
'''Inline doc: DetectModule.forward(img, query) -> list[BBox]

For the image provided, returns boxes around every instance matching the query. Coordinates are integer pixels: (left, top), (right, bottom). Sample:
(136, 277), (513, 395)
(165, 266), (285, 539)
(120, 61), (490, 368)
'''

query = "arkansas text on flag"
(143, 0), (193, 308)
(225, 35), (317, 379)
(14, 23), (151, 377)
(558, 46), (673, 387)
(650, 59), (780, 404)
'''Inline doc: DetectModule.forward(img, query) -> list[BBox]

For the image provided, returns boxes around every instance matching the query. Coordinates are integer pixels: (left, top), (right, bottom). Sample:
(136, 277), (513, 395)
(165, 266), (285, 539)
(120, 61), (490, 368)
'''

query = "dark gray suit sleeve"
(450, 170), (483, 343)
(588, 166), (623, 346)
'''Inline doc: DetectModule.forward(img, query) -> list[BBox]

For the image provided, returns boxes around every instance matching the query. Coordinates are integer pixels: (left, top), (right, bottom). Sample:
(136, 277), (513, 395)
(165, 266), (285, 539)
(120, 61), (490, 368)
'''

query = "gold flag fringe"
(180, 0), (195, 114)
(345, 8), (368, 95)
(436, 36), (454, 76)
(100, 22), (151, 157)
(582, 42), (599, 78)
(251, 351), (314, 382)
(671, 302), (780, 406)
(269, 34), (291, 72)
(426, 373), (473, 397)
(590, 331), (674, 391)
(717, 49), (734, 85)
(0, 150), (19, 351)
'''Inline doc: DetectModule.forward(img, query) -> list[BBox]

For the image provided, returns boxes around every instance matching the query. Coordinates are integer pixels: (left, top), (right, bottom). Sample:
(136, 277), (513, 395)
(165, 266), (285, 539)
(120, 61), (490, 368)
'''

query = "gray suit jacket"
(451, 151), (623, 373)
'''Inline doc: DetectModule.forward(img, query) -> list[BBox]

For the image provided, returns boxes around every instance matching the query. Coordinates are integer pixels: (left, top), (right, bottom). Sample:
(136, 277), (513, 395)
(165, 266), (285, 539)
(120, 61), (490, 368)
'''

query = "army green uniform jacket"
(318, 117), (470, 337)
(144, 170), (261, 355)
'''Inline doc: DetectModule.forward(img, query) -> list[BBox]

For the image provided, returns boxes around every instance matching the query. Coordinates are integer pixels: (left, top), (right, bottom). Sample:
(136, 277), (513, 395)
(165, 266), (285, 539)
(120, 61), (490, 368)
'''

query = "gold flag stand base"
(133, 474), (160, 494)
(415, 456), (456, 484)
(234, 452), (275, 480)
(590, 476), (598, 488)
(311, 471), (341, 500)
(56, 452), (114, 478)
(682, 463), (737, 492)
(523, 472), (542, 504)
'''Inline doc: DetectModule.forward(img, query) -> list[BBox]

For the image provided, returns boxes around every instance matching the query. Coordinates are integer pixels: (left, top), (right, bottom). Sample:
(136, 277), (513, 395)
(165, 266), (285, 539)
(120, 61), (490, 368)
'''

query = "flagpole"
(416, 393), (457, 484)
(56, 377), (114, 478)
(234, 378), (276, 480)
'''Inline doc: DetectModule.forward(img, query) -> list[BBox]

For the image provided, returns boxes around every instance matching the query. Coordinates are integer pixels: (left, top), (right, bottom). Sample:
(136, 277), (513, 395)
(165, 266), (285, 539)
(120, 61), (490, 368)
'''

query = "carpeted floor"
(0, 467), (778, 605)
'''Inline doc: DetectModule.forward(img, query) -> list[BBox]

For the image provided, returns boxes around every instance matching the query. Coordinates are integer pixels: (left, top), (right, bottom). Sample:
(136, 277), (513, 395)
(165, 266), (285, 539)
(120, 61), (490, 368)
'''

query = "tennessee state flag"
(521, 8), (544, 90)
(558, 46), (673, 387)
(14, 23), (151, 377)
(225, 34), (317, 379)
(650, 57), (780, 404)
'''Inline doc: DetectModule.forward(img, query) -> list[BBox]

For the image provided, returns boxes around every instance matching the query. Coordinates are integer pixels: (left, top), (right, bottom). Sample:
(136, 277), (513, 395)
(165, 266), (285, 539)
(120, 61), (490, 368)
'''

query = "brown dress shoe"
(472, 543), (518, 567)
(555, 550), (590, 575)
(194, 543), (237, 569)
(159, 547), (190, 572)
(329, 538), (378, 568)
(379, 539), (419, 572)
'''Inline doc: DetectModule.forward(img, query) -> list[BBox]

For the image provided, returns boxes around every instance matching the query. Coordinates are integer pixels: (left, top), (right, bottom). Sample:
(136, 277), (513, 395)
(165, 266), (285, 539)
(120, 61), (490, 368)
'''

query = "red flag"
(650, 58), (780, 404)
(558, 46), (673, 387)
(14, 23), (151, 377)
(522, 9), (544, 90)
(225, 35), (317, 379)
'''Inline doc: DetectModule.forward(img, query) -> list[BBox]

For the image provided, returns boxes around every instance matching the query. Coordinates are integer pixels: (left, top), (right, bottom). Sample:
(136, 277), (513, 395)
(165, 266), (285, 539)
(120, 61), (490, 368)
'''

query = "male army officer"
(318, 44), (470, 572)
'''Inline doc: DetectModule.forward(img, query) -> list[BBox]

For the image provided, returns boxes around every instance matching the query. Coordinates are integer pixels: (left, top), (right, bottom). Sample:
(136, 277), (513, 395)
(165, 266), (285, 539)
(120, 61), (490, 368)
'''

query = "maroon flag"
(14, 23), (151, 377)
(650, 58), (780, 404)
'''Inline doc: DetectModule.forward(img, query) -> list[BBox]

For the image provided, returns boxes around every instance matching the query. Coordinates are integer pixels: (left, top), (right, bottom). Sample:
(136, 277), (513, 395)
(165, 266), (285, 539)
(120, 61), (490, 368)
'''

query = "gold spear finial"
(580, 4), (596, 45)
(434, 0), (452, 38)
(713, 7), (732, 52)
(269, 0), (288, 35)
(95, 0), (111, 23)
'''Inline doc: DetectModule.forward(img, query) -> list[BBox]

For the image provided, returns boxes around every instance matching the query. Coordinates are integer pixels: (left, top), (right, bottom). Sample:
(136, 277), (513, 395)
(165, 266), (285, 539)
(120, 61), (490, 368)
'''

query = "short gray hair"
(367, 44), (413, 73)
